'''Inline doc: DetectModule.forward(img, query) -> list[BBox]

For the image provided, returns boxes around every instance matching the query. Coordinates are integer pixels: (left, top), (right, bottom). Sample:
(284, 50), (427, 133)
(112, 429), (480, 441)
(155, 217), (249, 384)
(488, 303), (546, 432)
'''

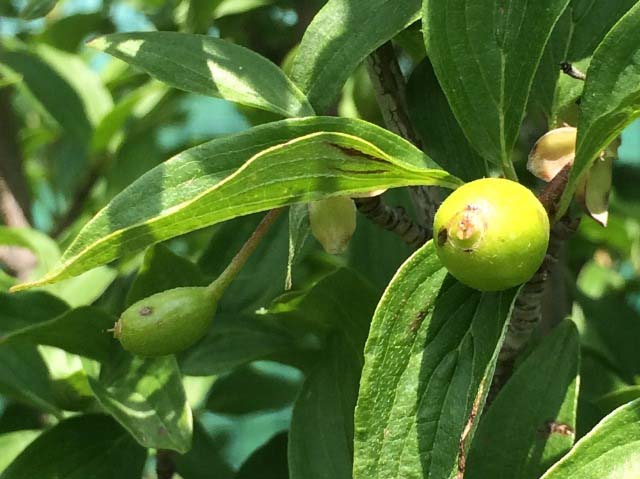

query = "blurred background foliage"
(0, 0), (639, 476)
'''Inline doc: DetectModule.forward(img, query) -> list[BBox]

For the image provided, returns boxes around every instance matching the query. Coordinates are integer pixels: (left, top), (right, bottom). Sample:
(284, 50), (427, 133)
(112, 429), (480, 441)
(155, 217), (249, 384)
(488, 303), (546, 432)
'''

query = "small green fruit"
(113, 287), (216, 357)
(308, 196), (357, 255)
(433, 178), (550, 291)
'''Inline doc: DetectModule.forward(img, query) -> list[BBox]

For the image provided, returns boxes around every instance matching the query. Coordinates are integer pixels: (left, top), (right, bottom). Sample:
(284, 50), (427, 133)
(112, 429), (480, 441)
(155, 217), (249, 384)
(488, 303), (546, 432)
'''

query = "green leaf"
(289, 334), (362, 479)
(0, 342), (59, 415)
(206, 362), (302, 415)
(175, 421), (233, 479)
(540, 399), (640, 479)
(91, 80), (168, 154)
(353, 241), (519, 479)
(15, 117), (459, 290)
(89, 31), (314, 118)
(237, 432), (288, 479)
(286, 204), (311, 290)
(594, 385), (640, 416)
(466, 320), (580, 479)
(0, 430), (40, 473)
(126, 244), (208, 307)
(289, 269), (378, 479)
(19, 0), (57, 19)
(0, 227), (116, 306)
(37, 12), (114, 53)
(213, 0), (273, 19)
(291, 0), (420, 113)
(0, 307), (117, 362)
(0, 42), (112, 142)
(85, 354), (193, 453)
(558, 2), (640, 218)
(422, 0), (570, 173)
(179, 312), (304, 376)
(1, 415), (146, 479)
(0, 291), (69, 333)
(407, 59), (487, 181)
(531, 0), (637, 125)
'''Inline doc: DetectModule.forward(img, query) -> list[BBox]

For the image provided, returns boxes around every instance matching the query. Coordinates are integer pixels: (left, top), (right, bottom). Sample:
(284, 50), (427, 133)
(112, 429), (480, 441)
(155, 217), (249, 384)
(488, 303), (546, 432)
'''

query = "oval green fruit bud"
(433, 178), (550, 291)
(308, 196), (357, 255)
(113, 287), (216, 357)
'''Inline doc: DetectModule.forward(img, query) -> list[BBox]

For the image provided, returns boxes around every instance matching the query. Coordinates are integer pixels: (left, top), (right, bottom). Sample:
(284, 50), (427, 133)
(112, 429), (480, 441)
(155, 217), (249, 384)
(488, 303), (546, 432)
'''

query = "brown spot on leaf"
(538, 420), (574, 439)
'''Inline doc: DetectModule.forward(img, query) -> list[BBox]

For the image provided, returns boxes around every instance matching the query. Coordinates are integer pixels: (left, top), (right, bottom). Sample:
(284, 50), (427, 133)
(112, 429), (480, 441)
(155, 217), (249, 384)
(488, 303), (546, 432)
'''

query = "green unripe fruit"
(433, 178), (550, 291)
(308, 196), (357, 255)
(113, 287), (216, 357)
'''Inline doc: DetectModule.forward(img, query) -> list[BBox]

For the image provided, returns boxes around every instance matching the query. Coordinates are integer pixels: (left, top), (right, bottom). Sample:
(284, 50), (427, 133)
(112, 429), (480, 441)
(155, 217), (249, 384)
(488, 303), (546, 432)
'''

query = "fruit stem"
(206, 208), (284, 300)
(502, 160), (518, 181)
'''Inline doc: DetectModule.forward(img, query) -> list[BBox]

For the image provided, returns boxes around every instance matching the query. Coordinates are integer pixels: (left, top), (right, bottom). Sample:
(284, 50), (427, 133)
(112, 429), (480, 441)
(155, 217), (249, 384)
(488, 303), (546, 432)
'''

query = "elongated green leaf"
(207, 362), (302, 415)
(423, 0), (570, 171)
(558, 2), (640, 217)
(179, 312), (304, 375)
(0, 291), (69, 333)
(0, 430), (40, 473)
(540, 399), (640, 479)
(85, 353), (193, 453)
(0, 342), (59, 414)
(533, 0), (638, 126)
(1, 415), (146, 479)
(289, 269), (378, 479)
(466, 320), (580, 479)
(353, 241), (518, 479)
(291, 0), (420, 113)
(15, 117), (459, 290)
(126, 244), (208, 308)
(175, 421), (233, 479)
(0, 41), (112, 142)
(0, 307), (116, 362)
(290, 334), (361, 479)
(89, 31), (314, 118)
(407, 59), (487, 181)
(20, 0), (57, 19)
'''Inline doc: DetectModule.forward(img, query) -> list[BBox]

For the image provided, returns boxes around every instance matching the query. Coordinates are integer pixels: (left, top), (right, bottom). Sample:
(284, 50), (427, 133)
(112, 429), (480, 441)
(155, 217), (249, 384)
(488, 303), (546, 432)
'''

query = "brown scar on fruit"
(538, 420), (575, 439)
(139, 306), (154, 316)
(437, 228), (448, 246)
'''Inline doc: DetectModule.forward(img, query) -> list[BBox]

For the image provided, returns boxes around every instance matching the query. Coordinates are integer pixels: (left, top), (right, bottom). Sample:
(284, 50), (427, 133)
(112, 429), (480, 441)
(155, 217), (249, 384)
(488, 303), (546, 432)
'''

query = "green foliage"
(1, 0), (639, 477)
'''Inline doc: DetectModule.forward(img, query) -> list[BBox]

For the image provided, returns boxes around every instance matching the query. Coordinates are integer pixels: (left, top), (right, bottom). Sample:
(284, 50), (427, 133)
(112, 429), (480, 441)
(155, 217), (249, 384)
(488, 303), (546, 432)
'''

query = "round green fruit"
(113, 287), (216, 357)
(433, 178), (550, 291)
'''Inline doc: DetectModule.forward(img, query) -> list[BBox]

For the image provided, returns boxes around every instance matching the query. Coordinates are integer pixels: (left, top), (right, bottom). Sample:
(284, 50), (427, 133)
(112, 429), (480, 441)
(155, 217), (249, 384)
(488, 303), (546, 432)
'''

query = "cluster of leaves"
(0, 0), (640, 478)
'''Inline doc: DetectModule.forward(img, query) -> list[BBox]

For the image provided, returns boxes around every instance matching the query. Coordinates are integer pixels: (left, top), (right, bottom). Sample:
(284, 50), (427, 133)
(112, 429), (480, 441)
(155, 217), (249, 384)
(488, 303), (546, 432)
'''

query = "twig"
(51, 154), (109, 238)
(366, 41), (440, 227)
(207, 208), (284, 298)
(0, 89), (37, 279)
(489, 166), (578, 401)
(354, 196), (430, 248)
(155, 449), (175, 479)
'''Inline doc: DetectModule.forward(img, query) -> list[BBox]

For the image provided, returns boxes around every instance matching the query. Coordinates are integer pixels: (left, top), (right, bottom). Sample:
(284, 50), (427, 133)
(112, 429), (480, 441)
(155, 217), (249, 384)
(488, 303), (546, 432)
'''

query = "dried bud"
(528, 127), (577, 182)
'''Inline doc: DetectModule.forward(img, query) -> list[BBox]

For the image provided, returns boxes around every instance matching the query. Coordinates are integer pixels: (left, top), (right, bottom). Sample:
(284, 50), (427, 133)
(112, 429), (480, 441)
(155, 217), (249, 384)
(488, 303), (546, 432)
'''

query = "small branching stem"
(366, 41), (440, 229)
(354, 196), (430, 248)
(206, 208), (283, 299)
